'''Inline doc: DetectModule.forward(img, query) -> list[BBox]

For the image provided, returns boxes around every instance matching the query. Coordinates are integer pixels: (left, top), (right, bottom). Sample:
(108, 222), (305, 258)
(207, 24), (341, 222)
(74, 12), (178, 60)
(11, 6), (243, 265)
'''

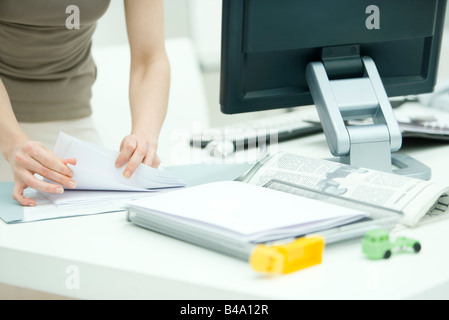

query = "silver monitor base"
(306, 49), (431, 180)
(391, 152), (431, 180)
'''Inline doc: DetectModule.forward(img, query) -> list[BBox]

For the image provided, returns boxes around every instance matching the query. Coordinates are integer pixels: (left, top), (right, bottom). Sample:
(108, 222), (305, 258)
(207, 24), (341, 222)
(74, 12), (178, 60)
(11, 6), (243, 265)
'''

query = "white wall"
(92, 1), (127, 47)
(93, 0), (191, 47)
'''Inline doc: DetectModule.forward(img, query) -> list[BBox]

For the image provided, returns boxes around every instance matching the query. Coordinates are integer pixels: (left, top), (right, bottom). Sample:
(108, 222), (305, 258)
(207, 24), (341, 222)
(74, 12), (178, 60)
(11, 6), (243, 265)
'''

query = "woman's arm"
(115, 0), (170, 178)
(0, 78), (76, 206)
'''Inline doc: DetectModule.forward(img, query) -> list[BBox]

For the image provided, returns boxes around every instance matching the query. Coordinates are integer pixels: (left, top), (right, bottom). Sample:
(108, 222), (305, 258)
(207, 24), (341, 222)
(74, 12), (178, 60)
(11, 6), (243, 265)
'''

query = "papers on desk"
(51, 132), (185, 191)
(394, 104), (449, 141)
(0, 133), (187, 223)
(22, 188), (130, 222)
(41, 132), (187, 207)
(0, 133), (257, 223)
(44, 189), (158, 206)
(128, 181), (369, 245)
(0, 183), (134, 223)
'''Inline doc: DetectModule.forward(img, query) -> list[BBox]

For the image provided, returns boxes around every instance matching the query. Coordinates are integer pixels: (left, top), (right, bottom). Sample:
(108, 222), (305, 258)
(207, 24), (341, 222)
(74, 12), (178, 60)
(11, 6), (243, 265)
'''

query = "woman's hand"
(0, 79), (77, 206)
(115, 134), (161, 178)
(9, 141), (77, 206)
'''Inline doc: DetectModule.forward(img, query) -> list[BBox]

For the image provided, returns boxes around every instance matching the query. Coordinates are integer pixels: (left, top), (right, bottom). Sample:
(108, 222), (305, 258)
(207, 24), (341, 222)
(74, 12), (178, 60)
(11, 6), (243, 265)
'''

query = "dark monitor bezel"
(220, 0), (447, 114)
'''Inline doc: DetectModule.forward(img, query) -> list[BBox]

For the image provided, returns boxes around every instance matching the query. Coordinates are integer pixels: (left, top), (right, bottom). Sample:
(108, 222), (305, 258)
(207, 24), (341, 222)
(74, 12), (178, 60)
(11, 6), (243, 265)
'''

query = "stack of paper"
(39, 132), (187, 207)
(44, 189), (160, 206)
(0, 183), (130, 223)
(52, 132), (186, 192)
(127, 181), (369, 247)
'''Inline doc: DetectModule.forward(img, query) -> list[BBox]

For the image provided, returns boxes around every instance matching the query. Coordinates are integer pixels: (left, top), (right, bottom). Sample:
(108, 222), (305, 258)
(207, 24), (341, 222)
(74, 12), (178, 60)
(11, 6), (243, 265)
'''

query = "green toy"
(362, 229), (421, 260)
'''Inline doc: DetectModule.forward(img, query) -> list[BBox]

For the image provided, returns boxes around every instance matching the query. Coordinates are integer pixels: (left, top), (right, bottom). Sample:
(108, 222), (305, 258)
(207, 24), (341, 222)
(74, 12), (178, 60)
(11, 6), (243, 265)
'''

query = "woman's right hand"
(8, 140), (77, 206)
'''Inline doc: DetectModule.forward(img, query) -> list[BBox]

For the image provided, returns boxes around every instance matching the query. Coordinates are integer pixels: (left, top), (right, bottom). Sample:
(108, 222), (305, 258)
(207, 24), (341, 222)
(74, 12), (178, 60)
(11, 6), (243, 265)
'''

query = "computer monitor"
(219, 0), (447, 179)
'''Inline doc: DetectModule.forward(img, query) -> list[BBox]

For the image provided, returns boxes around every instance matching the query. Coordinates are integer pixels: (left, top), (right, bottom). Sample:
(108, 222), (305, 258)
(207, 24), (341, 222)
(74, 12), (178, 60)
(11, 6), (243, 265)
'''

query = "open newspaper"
(239, 152), (449, 227)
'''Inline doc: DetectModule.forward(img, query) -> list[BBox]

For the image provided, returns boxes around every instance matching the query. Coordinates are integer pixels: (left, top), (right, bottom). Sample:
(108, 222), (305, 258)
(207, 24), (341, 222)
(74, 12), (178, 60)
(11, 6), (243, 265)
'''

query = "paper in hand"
(51, 132), (186, 192)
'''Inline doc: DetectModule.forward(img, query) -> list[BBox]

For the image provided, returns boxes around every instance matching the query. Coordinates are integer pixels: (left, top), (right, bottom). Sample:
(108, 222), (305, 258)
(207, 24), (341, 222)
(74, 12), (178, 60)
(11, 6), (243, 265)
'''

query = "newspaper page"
(242, 152), (449, 226)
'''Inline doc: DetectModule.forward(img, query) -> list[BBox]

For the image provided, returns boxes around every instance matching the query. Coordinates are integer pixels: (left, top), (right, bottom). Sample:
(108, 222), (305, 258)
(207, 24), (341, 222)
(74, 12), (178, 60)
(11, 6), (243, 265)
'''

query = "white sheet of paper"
(20, 189), (127, 222)
(52, 132), (185, 191)
(43, 189), (157, 206)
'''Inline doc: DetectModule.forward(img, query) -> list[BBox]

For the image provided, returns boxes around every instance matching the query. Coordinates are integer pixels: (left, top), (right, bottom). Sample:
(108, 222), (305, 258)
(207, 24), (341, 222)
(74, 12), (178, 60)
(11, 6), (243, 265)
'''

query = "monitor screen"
(220, 0), (447, 114)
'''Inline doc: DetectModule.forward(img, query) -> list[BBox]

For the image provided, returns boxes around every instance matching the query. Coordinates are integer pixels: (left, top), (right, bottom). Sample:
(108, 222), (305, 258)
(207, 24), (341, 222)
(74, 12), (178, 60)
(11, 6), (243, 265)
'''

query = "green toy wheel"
(413, 242), (421, 253)
(384, 250), (391, 259)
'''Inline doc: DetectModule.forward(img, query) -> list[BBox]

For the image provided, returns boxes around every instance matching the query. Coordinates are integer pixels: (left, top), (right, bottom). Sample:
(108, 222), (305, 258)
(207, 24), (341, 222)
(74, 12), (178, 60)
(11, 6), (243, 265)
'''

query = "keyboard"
(190, 108), (322, 148)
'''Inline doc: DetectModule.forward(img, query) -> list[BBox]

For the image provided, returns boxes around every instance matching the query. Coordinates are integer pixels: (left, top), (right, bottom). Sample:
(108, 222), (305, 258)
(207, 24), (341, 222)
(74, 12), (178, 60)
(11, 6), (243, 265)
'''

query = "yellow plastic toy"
(249, 236), (325, 274)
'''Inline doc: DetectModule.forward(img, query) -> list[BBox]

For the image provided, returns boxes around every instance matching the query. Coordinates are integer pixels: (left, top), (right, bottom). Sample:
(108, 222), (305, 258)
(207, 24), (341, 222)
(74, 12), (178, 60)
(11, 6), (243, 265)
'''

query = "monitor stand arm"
(306, 55), (431, 180)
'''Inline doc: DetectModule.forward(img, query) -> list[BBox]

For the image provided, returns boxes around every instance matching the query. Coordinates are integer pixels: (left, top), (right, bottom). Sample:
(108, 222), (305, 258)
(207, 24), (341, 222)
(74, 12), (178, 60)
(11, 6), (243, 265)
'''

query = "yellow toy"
(249, 236), (325, 274)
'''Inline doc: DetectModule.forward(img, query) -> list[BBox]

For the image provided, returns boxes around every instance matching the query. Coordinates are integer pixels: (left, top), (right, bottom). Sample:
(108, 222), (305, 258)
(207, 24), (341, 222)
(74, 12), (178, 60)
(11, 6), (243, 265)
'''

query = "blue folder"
(0, 182), (24, 223)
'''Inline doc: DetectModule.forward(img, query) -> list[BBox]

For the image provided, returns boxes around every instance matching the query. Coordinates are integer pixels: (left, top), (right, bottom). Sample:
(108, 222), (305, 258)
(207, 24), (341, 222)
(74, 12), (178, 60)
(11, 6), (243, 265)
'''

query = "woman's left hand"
(115, 134), (160, 178)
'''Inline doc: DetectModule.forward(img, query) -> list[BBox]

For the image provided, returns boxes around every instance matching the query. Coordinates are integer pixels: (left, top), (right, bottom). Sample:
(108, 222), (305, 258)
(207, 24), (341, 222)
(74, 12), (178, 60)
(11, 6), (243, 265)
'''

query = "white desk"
(2, 36), (449, 300)
(1, 131), (449, 300)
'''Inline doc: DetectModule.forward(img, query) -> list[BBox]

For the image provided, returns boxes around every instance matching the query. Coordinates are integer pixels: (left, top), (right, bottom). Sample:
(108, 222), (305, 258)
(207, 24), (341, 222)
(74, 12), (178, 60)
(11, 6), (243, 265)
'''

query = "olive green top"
(0, 0), (110, 122)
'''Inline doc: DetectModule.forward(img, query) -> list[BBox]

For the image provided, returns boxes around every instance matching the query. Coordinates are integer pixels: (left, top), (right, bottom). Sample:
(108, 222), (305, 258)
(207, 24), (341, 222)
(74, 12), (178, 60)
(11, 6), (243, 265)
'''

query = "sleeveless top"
(0, 0), (111, 122)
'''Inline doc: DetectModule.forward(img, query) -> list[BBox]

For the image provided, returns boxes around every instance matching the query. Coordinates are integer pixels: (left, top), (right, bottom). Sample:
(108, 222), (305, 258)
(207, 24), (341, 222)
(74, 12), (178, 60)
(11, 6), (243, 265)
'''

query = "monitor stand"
(306, 48), (431, 180)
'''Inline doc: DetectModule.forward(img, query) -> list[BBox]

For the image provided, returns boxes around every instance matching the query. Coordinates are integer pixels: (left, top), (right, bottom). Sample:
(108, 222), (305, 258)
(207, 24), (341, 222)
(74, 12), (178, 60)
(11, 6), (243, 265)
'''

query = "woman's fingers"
(10, 141), (78, 206)
(28, 157), (76, 189)
(23, 142), (74, 177)
(13, 171), (66, 206)
(116, 135), (160, 178)
(23, 173), (65, 194)
(63, 158), (77, 167)
(12, 181), (35, 207)
(123, 145), (147, 178)
(142, 150), (160, 168)
(115, 136), (137, 169)
(13, 144), (76, 189)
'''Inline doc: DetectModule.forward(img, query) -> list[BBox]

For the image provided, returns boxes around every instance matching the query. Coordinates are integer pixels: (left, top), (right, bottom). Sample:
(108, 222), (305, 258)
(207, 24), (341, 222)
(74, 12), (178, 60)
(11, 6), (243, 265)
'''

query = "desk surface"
(2, 35), (449, 300)
(1, 132), (449, 300)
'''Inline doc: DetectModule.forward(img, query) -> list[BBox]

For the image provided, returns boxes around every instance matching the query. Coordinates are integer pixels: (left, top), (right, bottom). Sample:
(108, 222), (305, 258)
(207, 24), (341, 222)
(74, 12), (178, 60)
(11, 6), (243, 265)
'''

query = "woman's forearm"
(128, 54), (170, 145)
(114, 54), (170, 174)
(0, 78), (28, 162)
(115, 0), (170, 173)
